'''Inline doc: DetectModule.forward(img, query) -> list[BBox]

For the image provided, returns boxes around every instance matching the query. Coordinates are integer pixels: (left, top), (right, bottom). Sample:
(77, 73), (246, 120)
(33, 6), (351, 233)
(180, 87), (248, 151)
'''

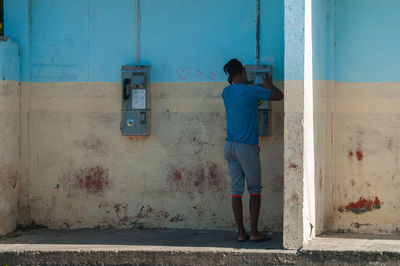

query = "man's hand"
(262, 72), (283, 101)
(263, 72), (273, 88)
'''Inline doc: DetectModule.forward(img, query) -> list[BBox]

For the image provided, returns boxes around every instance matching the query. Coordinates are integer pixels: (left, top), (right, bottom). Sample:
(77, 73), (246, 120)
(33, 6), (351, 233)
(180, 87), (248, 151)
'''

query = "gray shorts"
(224, 140), (262, 197)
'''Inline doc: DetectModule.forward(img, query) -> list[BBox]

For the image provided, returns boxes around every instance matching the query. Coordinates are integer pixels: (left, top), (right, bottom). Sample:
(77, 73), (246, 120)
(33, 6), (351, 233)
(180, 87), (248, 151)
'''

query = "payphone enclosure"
(245, 64), (272, 137)
(120, 65), (151, 136)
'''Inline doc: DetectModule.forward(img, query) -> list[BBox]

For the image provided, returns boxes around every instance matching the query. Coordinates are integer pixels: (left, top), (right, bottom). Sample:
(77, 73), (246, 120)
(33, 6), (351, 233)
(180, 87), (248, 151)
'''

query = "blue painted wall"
(0, 39), (20, 81)
(335, 0), (400, 82)
(284, 0), (304, 81)
(312, 0), (400, 82)
(5, 0), (284, 83)
(312, 0), (334, 81)
(260, 0), (284, 82)
(4, 0), (29, 81)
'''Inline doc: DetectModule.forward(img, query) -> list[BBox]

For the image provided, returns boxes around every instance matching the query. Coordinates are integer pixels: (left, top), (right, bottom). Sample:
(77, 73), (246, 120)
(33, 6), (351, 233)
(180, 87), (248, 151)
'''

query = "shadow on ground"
(1, 228), (283, 250)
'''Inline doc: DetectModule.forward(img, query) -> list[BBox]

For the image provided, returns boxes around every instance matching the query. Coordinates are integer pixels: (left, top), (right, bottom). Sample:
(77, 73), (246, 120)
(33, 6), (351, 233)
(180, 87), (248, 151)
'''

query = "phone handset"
(123, 78), (131, 100)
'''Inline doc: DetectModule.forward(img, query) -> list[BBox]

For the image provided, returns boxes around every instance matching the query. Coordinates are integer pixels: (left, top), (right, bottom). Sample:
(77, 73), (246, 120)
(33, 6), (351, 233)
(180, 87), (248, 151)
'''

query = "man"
(222, 59), (283, 242)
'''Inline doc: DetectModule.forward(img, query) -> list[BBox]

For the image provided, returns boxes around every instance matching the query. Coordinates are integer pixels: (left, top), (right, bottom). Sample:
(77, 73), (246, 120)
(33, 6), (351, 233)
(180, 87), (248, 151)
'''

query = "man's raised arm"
(263, 73), (283, 101)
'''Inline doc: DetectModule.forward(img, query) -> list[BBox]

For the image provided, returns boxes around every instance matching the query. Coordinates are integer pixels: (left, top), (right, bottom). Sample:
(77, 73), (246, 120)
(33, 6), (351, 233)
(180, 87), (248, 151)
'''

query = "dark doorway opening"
(0, 0), (3, 36)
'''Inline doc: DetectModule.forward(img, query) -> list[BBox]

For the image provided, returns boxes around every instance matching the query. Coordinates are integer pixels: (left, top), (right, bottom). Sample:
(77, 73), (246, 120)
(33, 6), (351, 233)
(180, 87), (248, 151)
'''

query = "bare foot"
(237, 231), (249, 242)
(250, 231), (271, 241)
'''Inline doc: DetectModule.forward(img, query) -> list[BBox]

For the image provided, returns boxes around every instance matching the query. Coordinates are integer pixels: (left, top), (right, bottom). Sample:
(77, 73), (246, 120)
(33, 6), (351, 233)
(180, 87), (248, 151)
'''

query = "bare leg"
(249, 195), (265, 240)
(232, 197), (248, 241)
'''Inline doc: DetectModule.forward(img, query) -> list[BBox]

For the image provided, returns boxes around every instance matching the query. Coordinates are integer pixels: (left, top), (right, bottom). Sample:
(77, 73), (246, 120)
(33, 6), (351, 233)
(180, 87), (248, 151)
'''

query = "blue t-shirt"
(222, 84), (271, 145)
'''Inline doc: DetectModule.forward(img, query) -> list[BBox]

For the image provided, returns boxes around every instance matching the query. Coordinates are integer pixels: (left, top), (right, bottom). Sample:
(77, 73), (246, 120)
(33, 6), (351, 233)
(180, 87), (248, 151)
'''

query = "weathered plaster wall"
(333, 82), (400, 233)
(283, 0), (305, 249)
(23, 81), (283, 231)
(0, 39), (20, 235)
(313, 80), (334, 234)
(6, 0), (285, 83)
(5, 0), (285, 232)
(303, 0), (315, 243)
(326, 0), (400, 234)
(312, 0), (335, 235)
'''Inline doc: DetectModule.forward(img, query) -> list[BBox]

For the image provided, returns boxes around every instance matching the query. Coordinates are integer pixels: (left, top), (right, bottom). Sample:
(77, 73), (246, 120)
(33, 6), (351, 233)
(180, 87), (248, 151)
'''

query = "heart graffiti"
(176, 67), (191, 80)
(176, 67), (216, 81)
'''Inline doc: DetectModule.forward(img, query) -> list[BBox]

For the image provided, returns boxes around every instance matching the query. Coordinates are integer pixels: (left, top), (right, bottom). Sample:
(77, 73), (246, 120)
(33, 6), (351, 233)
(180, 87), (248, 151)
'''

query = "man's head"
(223, 59), (247, 84)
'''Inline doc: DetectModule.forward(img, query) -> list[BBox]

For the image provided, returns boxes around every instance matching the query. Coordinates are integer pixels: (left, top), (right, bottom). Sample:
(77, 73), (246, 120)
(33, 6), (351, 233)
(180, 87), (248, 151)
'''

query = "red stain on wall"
(343, 196), (381, 214)
(207, 162), (219, 187)
(289, 164), (298, 169)
(173, 170), (182, 181)
(348, 133), (365, 162)
(356, 150), (363, 161)
(291, 193), (299, 202)
(194, 167), (205, 188)
(284, 193), (300, 208)
(119, 216), (128, 223)
(74, 166), (109, 194)
(348, 151), (354, 158)
(167, 161), (226, 194)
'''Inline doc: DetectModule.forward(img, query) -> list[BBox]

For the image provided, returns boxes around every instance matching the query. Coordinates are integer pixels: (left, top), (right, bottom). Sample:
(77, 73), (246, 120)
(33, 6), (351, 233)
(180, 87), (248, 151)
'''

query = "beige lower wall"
(20, 81), (284, 232)
(293, 80), (400, 236)
(313, 81), (334, 235)
(0, 81), (20, 235)
(283, 80), (304, 248)
(328, 82), (400, 234)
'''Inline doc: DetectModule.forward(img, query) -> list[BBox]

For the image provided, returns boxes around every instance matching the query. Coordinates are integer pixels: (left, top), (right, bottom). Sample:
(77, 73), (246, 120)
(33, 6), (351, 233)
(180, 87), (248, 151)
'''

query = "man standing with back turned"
(222, 59), (283, 242)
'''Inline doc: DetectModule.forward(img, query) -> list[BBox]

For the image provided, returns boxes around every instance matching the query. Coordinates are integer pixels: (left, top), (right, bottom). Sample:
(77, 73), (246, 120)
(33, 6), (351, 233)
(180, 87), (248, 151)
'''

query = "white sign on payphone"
(131, 89), (146, 109)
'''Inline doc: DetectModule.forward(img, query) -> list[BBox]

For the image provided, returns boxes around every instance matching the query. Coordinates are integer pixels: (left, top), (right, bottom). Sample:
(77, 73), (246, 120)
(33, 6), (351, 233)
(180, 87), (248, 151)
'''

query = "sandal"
(237, 235), (250, 242)
(250, 235), (272, 242)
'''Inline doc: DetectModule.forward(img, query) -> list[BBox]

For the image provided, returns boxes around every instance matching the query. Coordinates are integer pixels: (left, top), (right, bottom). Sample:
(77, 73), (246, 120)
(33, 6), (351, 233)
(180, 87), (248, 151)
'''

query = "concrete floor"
(0, 228), (282, 250)
(305, 232), (400, 253)
(1, 229), (400, 265)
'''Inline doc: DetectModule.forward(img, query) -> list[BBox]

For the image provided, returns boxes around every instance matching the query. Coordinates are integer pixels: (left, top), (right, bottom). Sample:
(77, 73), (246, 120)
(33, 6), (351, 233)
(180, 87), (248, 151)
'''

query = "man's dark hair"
(223, 59), (244, 84)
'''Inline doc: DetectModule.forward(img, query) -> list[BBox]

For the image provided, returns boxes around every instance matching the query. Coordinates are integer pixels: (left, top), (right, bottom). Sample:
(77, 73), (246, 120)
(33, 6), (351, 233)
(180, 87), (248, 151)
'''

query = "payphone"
(245, 65), (272, 137)
(120, 65), (150, 136)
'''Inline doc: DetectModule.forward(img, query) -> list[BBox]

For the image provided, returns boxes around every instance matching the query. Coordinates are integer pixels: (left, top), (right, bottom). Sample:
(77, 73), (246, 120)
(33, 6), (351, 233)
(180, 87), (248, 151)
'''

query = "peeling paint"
(113, 203), (131, 224)
(110, 204), (170, 227)
(136, 205), (155, 219)
(351, 222), (371, 229)
(170, 214), (184, 223)
(342, 197), (381, 214)
(135, 205), (169, 220)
